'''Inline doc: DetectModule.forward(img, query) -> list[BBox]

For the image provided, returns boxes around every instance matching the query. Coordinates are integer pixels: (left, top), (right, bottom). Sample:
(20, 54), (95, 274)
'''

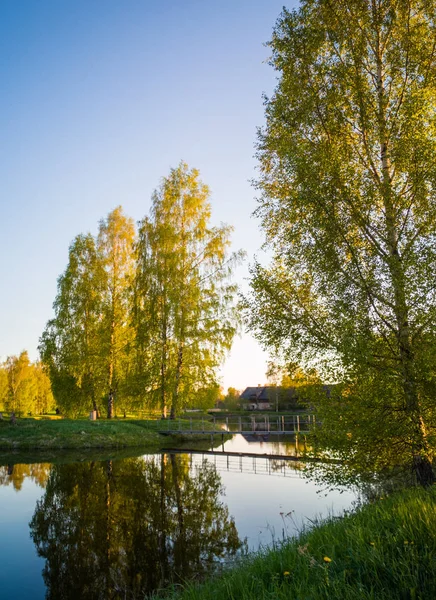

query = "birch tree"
(246, 1), (436, 485)
(40, 234), (106, 416)
(135, 163), (242, 417)
(98, 207), (136, 418)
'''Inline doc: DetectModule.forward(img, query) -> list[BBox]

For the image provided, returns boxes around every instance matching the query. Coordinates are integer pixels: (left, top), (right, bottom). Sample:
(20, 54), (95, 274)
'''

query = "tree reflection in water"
(29, 454), (242, 599)
(0, 463), (51, 490)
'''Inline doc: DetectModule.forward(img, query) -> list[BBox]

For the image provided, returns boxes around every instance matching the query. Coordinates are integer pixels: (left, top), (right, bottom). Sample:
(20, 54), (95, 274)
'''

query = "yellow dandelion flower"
(283, 571), (290, 576)
(370, 542), (375, 546)
(323, 556), (332, 563)
(404, 541), (409, 545)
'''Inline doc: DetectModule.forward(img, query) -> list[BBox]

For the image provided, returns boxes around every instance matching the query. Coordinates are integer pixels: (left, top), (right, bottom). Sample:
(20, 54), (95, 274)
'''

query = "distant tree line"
(39, 163), (243, 418)
(0, 351), (54, 417)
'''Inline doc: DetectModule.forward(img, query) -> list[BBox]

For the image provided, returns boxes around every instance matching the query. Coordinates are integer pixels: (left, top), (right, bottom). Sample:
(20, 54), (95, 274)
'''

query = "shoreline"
(158, 486), (436, 600)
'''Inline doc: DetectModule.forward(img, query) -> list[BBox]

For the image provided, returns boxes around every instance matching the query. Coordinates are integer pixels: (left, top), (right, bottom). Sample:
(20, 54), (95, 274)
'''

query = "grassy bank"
(0, 417), (219, 451)
(160, 486), (436, 600)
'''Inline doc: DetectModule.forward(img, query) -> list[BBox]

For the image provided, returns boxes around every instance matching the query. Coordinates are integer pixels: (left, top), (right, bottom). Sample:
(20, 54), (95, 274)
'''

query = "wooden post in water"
(281, 415), (285, 432)
(297, 415), (300, 432)
(293, 416), (296, 433)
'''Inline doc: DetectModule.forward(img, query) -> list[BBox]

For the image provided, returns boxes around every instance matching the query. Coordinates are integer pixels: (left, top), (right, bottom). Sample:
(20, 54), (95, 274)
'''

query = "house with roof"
(239, 384), (330, 410)
(239, 386), (271, 410)
(239, 385), (303, 410)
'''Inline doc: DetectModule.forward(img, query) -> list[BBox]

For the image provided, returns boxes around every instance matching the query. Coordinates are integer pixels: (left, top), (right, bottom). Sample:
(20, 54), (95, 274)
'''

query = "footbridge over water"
(160, 449), (309, 479)
(157, 414), (316, 436)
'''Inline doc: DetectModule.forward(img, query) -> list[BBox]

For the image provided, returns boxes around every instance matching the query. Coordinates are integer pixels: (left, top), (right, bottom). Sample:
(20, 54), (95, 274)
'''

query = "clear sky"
(0, 0), (298, 392)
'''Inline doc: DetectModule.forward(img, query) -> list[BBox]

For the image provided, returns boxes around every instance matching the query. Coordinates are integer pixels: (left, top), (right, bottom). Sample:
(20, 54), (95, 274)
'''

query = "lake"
(0, 435), (356, 599)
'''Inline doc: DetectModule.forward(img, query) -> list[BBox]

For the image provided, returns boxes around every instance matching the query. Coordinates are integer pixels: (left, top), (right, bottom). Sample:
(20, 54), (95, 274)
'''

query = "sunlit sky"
(0, 0), (298, 391)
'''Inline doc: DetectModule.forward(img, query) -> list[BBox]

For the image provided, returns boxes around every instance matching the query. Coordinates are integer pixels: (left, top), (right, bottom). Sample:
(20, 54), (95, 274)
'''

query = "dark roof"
(239, 386), (299, 402)
(239, 387), (266, 401)
(240, 384), (332, 403)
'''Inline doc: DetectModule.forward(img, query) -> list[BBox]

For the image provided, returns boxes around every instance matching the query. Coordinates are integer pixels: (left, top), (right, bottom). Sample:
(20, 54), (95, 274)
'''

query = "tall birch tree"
(135, 163), (242, 417)
(39, 234), (106, 416)
(246, 1), (436, 485)
(98, 207), (136, 418)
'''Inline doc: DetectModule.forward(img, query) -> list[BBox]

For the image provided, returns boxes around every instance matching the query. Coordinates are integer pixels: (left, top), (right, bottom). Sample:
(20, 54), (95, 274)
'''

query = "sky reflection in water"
(0, 440), (356, 599)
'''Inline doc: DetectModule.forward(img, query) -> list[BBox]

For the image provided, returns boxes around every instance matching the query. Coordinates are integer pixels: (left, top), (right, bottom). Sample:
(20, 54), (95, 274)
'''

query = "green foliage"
(0, 352), (54, 416)
(40, 209), (137, 418)
(40, 165), (241, 419)
(222, 387), (241, 410)
(40, 233), (107, 416)
(160, 487), (436, 600)
(134, 163), (243, 417)
(0, 368), (7, 410)
(244, 0), (436, 484)
(97, 206), (136, 418)
(188, 384), (223, 410)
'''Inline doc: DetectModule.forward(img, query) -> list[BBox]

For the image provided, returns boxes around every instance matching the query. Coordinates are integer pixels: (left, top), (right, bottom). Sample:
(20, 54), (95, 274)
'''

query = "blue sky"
(0, 0), (298, 391)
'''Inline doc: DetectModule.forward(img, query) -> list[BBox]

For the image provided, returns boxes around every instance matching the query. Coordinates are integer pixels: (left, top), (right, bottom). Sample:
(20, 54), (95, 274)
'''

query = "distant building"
(239, 386), (300, 410)
(239, 386), (271, 410)
(239, 385), (331, 410)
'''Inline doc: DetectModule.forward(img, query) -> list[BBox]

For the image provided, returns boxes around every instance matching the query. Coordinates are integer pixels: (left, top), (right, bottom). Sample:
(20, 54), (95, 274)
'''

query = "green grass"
(0, 417), (219, 451)
(159, 486), (436, 600)
(0, 418), (166, 450)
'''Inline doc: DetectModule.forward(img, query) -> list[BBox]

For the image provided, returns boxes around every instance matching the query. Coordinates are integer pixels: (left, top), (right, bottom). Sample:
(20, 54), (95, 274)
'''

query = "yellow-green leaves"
(246, 0), (436, 486)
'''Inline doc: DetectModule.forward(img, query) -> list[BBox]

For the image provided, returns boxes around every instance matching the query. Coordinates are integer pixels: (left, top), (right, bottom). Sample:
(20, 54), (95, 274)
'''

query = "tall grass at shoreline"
(159, 486), (436, 600)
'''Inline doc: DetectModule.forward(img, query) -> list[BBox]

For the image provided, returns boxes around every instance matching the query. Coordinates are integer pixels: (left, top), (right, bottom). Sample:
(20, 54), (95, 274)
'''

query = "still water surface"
(0, 436), (356, 599)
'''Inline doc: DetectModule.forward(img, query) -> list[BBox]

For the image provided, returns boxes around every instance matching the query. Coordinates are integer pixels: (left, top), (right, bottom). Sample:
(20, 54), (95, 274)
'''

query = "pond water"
(0, 436), (356, 599)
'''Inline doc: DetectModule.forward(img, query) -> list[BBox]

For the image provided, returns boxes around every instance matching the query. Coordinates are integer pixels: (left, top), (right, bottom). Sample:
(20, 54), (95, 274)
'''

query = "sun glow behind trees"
(39, 164), (242, 418)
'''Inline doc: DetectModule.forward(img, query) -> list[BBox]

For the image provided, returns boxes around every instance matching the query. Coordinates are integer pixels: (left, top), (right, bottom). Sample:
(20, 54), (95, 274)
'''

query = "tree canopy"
(40, 164), (241, 418)
(244, 0), (436, 485)
(134, 163), (243, 418)
(0, 352), (54, 417)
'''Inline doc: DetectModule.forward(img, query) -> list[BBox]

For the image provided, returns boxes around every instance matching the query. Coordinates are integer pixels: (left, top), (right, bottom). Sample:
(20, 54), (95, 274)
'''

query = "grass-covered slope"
(160, 486), (436, 600)
(0, 418), (165, 450)
(0, 416), (221, 450)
